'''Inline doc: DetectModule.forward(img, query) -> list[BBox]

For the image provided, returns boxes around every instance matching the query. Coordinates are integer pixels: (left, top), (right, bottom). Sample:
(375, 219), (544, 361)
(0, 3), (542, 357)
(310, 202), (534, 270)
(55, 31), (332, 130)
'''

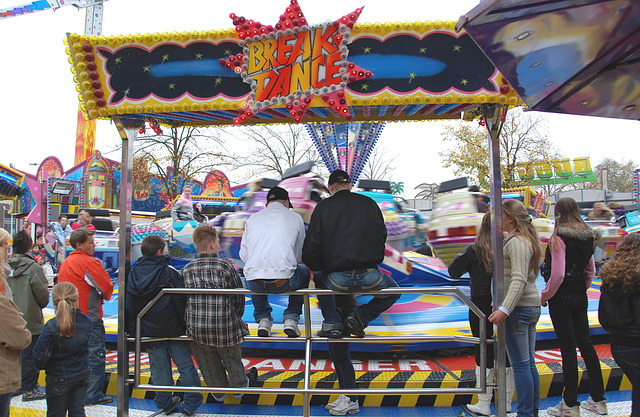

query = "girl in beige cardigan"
(489, 200), (542, 417)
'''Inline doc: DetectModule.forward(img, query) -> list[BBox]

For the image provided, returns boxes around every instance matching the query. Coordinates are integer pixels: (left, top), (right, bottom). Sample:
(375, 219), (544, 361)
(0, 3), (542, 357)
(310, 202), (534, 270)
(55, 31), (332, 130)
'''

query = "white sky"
(0, 0), (637, 197)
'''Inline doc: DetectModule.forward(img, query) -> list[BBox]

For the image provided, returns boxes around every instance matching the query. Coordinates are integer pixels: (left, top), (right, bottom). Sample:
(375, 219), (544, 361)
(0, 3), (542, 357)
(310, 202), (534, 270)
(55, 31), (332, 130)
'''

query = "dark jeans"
(0, 393), (10, 417)
(45, 376), (90, 417)
(611, 343), (640, 417)
(85, 320), (107, 404)
(328, 341), (357, 402)
(147, 341), (203, 414)
(548, 292), (604, 407)
(245, 264), (311, 322)
(314, 269), (400, 330)
(21, 333), (40, 392)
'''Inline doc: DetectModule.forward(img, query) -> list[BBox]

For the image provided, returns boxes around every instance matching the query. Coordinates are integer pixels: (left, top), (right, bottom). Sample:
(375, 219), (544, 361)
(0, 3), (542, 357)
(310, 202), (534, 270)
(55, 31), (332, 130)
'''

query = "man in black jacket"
(126, 235), (203, 415)
(303, 170), (400, 338)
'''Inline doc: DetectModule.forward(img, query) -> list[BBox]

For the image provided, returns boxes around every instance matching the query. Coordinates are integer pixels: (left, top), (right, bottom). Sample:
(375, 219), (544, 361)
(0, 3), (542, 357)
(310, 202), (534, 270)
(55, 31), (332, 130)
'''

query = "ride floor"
(42, 276), (606, 351)
(10, 343), (633, 416)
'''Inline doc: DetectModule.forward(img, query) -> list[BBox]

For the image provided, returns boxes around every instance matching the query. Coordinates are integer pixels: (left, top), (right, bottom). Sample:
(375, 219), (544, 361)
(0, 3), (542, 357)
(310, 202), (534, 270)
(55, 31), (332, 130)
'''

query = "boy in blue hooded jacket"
(126, 235), (202, 416)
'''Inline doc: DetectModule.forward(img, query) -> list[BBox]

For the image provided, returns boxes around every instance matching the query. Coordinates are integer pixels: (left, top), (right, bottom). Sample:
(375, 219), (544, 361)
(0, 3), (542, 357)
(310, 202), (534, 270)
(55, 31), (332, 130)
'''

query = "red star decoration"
(220, 0), (372, 125)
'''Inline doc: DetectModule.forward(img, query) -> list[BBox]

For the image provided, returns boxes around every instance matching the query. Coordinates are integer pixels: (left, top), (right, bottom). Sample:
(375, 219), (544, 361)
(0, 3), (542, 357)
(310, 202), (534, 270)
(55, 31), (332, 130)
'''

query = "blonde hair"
(78, 210), (92, 224)
(192, 225), (218, 252)
(0, 228), (10, 296)
(52, 282), (79, 337)
(503, 199), (542, 275)
(473, 212), (493, 274)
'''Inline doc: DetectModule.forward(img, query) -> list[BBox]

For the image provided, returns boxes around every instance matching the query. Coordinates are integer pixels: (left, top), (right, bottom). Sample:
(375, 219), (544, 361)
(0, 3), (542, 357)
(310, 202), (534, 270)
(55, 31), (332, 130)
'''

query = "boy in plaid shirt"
(182, 226), (256, 402)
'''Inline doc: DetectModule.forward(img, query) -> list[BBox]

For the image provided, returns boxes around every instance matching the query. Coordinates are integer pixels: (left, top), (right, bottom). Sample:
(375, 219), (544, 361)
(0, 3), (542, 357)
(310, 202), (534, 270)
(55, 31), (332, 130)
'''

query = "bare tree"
(223, 124), (322, 181)
(587, 157), (637, 192)
(359, 145), (398, 182)
(133, 126), (230, 200)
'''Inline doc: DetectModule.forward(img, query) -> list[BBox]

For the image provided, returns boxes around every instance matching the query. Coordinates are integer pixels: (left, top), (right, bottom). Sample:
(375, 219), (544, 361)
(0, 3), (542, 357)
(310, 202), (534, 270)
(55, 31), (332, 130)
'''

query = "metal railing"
(130, 286), (493, 417)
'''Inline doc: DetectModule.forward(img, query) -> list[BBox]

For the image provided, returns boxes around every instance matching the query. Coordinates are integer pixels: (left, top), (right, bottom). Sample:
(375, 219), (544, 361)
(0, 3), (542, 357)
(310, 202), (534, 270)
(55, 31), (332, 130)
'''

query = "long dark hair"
(473, 212), (493, 274)
(550, 197), (593, 251)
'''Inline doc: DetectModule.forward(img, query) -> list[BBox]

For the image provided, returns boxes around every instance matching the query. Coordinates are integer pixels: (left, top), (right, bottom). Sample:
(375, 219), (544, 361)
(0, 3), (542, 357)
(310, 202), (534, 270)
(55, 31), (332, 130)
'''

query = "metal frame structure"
(132, 286), (493, 417)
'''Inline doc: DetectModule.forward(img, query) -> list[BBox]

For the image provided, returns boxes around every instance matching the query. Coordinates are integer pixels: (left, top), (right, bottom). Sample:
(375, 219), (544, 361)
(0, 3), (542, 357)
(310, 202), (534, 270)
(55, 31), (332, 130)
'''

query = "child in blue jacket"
(33, 282), (93, 417)
(126, 235), (202, 415)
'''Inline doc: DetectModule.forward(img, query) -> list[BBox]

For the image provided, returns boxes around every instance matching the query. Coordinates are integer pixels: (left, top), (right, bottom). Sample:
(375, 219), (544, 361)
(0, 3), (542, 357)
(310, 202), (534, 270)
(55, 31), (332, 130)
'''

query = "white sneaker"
(580, 397), (608, 415)
(257, 318), (272, 337)
(326, 395), (350, 411)
(283, 319), (301, 337)
(329, 397), (359, 415)
(548, 399), (580, 417)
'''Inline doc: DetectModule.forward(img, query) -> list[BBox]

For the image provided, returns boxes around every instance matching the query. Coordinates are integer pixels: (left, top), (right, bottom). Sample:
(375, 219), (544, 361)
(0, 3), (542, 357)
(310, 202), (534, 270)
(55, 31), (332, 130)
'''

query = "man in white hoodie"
(240, 186), (310, 338)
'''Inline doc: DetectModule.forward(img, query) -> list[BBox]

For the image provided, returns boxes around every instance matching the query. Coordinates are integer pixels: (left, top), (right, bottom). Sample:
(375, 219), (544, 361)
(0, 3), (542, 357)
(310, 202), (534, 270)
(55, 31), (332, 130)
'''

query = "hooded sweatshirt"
(126, 256), (187, 338)
(6, 254), (49, 335)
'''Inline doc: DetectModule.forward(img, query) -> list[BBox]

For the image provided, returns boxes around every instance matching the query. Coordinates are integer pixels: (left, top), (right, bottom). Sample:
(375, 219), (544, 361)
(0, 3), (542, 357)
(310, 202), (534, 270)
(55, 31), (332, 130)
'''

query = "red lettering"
(325, 51), (343, 87)
(277, 34), (296, 66)
(312, 26), (339, 60)
(311, 54), (326, 88)
(287, 31), (311, 66)
(269, 65), (292, 99)
(253, 70), (279, 102)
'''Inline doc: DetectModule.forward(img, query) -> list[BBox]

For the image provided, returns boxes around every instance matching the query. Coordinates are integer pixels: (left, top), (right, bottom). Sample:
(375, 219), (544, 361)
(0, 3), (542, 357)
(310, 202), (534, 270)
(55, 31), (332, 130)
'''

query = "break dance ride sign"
(220, 0), (372, 125)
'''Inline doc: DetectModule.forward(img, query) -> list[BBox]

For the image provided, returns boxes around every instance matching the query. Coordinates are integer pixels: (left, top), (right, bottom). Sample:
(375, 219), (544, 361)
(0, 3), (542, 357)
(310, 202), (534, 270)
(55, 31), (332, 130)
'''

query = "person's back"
(183, 225), (253, 402)
(33, 282), (93, 416)
(126, 235), (202, 415)
(58, 228), (114, 406)
(304, 189), (386, 273)
(6, 231), (49, 401)
(126, 246), (186, 338)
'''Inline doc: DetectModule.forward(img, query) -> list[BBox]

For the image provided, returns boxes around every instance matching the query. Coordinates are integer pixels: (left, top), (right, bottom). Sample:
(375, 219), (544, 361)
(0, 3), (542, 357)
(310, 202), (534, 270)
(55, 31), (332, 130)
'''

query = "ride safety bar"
(131, 286), (492, 417)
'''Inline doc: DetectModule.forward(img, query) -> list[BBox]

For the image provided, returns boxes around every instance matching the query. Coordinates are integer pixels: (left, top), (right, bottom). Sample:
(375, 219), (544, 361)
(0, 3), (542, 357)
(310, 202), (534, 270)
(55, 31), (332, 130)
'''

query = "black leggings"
(469, 295), (510, 368)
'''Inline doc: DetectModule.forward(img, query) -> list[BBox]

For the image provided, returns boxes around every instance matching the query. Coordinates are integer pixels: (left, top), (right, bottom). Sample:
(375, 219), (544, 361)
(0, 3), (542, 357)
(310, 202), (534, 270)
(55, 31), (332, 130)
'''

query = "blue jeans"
(245, 265), (311, 322)
(505, 306), (540, 417)
(21, 333), (40, 392)
(0, 393), (10, 417)
(314, 269), (400, 329)
(45, 375), (89, 417)
(611, 343), (640, 417)
(147, 341), (203, 414)
(548, 292), (604, 406)
(85, 320), (106, 404)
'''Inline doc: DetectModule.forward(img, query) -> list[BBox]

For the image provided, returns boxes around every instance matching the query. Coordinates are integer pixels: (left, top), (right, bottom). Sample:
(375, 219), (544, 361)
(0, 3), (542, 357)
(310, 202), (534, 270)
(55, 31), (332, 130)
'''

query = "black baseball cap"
(328, 169), (351, 185)
(266, 186), (293, 208)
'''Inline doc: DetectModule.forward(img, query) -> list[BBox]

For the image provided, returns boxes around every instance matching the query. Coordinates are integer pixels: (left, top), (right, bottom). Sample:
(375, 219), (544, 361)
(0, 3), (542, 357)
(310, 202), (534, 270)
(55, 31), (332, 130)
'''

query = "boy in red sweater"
(58, 228), (114, 406)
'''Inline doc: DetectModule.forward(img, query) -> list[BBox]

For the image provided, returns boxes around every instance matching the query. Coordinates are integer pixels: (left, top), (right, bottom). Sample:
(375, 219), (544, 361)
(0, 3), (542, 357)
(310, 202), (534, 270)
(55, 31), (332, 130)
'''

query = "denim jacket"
(33, 309), (93, 383)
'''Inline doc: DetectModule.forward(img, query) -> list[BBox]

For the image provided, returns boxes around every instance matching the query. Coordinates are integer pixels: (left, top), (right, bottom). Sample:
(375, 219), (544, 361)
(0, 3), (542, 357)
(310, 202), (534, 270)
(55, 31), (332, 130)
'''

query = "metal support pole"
(114, 117), (142, 417)
(483, 103), (508, 417)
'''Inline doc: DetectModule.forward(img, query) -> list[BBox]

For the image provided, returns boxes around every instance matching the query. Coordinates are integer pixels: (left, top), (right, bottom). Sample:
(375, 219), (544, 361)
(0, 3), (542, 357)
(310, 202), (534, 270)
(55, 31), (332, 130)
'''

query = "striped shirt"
(182, 253), (248, 347)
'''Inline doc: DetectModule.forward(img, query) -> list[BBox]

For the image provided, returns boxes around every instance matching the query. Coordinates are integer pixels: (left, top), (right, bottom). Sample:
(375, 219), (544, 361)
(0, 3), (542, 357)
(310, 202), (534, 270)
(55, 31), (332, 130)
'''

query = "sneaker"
(343, 311), (365, 338)
(283, 319), (301, 337)
(86, 395), (114, 406)
(548, 399), (580, 417)
(326, 395), (350, 411)
(211, 393), (226, 403)
(580, 397), (608, 415)
(329, 397), (359, 415)
(317, 328), (343, 339)
(22, 388), (46, 401)
(163, 396), (181, 414)
(11, 389), (23, 397)
(257, 318), (272, 337)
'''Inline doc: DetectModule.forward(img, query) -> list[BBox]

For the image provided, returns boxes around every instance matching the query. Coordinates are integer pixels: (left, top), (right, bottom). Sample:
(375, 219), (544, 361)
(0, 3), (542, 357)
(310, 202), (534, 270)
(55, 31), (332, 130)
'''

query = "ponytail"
(52, 282), (79, 337)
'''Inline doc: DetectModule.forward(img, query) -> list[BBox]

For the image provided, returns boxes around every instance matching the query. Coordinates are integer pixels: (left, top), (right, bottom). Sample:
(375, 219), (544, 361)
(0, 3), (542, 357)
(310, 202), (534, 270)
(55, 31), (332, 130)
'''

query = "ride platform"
(10, 343), (633, 416)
